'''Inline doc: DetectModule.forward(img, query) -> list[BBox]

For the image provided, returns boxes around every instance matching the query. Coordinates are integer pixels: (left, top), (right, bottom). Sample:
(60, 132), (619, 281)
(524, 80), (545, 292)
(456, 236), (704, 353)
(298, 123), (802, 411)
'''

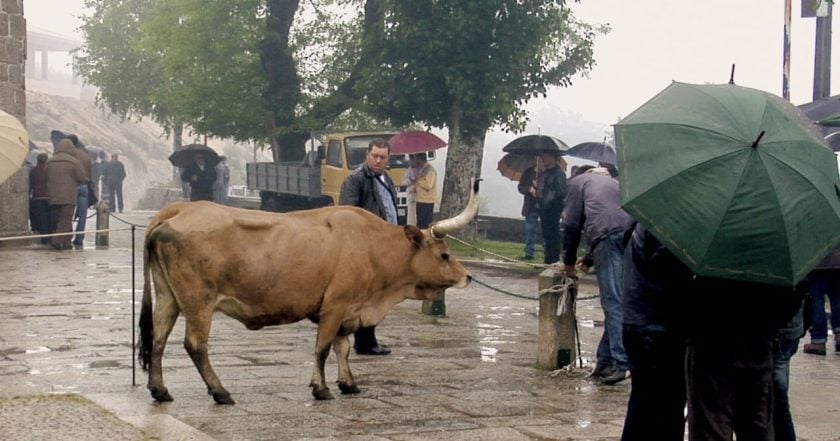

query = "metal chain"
(470, 276), (539, 300)
(109, 212), (147, 228)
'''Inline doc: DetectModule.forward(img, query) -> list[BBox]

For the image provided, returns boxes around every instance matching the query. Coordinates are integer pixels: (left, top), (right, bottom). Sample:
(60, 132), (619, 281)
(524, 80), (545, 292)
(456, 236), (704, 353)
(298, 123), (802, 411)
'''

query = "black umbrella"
(565, 142), (617, 165)
(501, 134), (570, 154)
(168, 143), (221, 168)
(50, 129), (86, 150)
(798, 95), (840, 151)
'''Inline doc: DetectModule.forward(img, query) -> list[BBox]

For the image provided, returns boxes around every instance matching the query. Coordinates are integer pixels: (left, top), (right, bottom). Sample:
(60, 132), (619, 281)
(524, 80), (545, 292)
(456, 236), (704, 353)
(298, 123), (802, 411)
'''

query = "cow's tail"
(138, 226), (156, 372)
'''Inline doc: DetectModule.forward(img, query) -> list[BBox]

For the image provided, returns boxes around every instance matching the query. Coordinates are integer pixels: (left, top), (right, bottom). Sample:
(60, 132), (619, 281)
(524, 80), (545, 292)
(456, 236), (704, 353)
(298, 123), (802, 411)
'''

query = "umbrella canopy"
(169, 144), (221, 168)
(0, 110), (29, 185)
(798, 94), (840, 151)
(616, 81), (840, 286)
(388, 130), (447, 154)
(497, 153), (537, 182)
(50, 129), (86, 150)
(565, 142), (617, 165)
(501, 134), (570, 155)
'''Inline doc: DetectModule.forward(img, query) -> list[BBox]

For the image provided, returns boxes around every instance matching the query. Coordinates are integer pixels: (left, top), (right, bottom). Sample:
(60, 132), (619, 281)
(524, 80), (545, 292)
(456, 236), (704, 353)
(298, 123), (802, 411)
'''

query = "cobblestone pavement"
(0, 210), (838, 440)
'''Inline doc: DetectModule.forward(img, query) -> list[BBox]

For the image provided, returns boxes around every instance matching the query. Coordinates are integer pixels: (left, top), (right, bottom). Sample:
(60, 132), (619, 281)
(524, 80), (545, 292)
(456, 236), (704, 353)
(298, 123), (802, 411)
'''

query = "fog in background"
(24, 0), (840, 218)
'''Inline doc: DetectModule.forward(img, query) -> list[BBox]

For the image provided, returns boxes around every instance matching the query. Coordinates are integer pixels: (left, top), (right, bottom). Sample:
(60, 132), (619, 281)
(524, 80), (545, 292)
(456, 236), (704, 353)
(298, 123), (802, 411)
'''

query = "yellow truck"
(246, 131), (427, 222)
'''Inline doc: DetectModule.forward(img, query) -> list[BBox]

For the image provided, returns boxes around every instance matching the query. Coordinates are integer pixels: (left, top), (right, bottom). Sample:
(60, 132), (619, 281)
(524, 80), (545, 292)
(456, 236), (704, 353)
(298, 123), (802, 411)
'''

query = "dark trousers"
(687, 337), (774, 441)
(416, 202), (434, 229)
(354, 326), (379, 351)
(109, 182), (124, 212)
(539, 207), (561, 264)
(50, 204), (76, 249)
(621, 325), (687, 441)
(29, 198), (51, 235)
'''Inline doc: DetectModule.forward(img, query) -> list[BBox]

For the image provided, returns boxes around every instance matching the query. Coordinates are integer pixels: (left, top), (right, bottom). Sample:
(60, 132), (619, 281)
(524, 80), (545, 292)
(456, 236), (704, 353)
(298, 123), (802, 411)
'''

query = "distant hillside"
(24, 91), (264, 210)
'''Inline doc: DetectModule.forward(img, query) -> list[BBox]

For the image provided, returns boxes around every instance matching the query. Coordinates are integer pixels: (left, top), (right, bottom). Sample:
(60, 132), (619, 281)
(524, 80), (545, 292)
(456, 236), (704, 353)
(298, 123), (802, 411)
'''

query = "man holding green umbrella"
(615, 82), (840, 440)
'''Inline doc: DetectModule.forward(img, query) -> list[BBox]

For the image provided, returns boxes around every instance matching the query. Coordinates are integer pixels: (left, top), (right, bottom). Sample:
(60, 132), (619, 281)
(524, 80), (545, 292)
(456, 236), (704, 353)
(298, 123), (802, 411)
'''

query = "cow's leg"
(148, 278), (179, 403)
(183, 310), (234, 405)
(310, 316), (342, 400)
(333, 335), (360, 394)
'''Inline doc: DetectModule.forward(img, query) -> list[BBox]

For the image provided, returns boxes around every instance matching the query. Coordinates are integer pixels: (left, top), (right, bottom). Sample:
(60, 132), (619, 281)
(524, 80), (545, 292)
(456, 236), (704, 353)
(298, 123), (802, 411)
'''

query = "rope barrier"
(0, 226), (133, 243)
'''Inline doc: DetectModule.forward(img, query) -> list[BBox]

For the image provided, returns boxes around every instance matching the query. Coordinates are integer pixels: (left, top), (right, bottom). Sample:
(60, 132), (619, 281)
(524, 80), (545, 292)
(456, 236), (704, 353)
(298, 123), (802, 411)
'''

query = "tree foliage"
(359, 0), (606, 217)
(76, 0), (171, 127)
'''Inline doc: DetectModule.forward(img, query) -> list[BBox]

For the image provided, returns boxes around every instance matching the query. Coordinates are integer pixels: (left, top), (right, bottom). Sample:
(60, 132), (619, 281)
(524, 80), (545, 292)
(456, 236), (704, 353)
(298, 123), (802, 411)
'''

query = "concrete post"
(95, 201), (110, 248)
(536, 268), (578, 370)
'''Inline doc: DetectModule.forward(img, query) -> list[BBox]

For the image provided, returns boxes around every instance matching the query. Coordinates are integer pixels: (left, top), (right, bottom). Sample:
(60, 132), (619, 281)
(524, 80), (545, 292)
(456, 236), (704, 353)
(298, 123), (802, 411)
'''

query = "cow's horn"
(430, 179), (481, 239)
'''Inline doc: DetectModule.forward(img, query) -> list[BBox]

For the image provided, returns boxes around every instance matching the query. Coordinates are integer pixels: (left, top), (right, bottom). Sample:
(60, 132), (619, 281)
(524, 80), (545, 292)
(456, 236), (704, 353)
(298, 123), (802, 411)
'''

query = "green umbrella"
(616, 81), (840, 286)
(817, 113), (840, 127)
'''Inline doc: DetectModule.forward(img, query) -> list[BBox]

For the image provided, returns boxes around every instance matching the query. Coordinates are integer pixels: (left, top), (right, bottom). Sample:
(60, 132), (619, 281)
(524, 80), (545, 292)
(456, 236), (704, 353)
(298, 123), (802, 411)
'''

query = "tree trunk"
(440, 102), (486, 240)
(261, 0), (304, 162)
(171, 120), (183, 183)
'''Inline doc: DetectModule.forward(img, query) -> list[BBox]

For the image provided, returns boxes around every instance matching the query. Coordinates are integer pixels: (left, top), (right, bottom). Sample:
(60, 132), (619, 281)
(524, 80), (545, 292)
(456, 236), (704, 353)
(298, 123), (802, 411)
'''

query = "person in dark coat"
(534, 150), (567, 264)
(45, 139), (85, 250)
(338, 138), (399, 356)
(105, 153), (127, 212)
(803, 246), (840, 355)
(620, 224), (691, 440)
(29, 153), (51, 242)
(517, 165), (540, 260)
(563, 167), (635, 385)
(181, 153), (217, 202)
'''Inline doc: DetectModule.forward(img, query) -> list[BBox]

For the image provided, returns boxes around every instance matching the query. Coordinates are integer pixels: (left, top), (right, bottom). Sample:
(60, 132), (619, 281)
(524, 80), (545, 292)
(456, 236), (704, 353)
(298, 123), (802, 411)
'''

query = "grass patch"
(446, 237), (543, 262)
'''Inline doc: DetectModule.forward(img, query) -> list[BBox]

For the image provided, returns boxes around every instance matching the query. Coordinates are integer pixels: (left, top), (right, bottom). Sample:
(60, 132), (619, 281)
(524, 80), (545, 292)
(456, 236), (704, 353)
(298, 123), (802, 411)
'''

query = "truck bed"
(246, 162), (321, 197)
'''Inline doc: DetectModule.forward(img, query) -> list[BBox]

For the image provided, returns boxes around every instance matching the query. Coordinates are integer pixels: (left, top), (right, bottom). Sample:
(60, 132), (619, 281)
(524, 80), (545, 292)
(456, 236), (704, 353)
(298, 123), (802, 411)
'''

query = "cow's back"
(146, 202), (390, 328)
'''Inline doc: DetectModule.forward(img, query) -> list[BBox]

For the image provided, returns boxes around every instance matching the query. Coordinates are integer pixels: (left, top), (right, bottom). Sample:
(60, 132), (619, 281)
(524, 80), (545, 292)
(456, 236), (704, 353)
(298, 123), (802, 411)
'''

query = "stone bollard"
(536, 268), (578, 370)
(95, 201), (110, 248)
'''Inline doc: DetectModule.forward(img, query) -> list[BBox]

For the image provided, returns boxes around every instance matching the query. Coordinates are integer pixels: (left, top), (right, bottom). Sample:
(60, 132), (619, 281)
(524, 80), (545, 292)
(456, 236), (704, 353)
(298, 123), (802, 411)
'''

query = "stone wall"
(0, 0), (28, 241)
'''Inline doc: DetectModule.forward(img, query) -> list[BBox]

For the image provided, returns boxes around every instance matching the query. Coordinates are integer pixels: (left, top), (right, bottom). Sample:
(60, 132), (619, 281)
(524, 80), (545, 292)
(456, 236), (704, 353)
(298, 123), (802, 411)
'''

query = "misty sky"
(24, 0), (840, 127)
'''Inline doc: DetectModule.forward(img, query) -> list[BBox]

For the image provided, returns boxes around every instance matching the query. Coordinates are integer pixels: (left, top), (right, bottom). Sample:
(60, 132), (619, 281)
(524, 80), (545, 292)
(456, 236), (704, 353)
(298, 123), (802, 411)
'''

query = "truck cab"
(247, 131), (428, 223)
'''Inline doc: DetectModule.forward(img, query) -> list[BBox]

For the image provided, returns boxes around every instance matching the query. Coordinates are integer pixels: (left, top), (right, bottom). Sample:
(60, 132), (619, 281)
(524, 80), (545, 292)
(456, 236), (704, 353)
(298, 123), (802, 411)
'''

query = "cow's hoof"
(149, 387), (173, 403)
(211, 390), (235, 405)
(311, 387), (335, 400)
(338, 382), (360, 395)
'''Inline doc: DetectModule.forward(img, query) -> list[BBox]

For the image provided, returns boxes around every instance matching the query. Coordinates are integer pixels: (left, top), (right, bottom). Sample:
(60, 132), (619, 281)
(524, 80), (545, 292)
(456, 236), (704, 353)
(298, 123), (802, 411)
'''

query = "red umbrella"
(388, 130), (447, 154)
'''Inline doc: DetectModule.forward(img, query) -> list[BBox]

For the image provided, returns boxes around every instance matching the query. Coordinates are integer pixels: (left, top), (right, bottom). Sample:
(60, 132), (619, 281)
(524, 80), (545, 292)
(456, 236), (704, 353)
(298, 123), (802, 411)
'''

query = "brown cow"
(139, 181), (480, 404)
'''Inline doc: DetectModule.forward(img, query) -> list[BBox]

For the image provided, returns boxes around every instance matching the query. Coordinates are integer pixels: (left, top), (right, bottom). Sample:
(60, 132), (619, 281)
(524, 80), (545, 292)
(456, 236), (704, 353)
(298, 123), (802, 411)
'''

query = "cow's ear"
(404, 225), (424, 248)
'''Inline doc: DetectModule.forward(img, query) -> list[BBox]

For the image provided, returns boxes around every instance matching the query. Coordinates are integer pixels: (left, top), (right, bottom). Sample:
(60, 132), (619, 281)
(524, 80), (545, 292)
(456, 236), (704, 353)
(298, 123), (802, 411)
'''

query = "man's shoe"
(804, 343), (827, 355)
(520, 255), (534, 261)
(356, 344), (391, 356)
(601, 370), (630, 385)
(589, 366), (615, 379)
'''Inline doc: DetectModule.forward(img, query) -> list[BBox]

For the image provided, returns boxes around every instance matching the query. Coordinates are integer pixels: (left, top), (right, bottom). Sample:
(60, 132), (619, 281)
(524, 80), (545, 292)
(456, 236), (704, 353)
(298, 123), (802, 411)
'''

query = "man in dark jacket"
(517, 166), (539, 260)
(338, 138), (398, 356)
(181, 153), (217, 202)
(563, 167), (635, 384)
(535, 151), (567, 264)
(620, 224), (691, 440)
(105, 153), (127, 212)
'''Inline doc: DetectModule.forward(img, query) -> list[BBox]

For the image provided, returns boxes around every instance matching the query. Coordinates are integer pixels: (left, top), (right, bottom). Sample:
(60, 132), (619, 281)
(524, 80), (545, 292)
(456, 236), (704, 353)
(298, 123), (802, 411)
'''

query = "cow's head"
(403, 180), (480, 299)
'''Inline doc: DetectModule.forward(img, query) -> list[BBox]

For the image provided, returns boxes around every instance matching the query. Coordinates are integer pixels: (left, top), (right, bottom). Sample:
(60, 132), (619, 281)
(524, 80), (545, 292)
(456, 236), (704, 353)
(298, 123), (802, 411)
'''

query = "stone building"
(0, 0), (27, 240)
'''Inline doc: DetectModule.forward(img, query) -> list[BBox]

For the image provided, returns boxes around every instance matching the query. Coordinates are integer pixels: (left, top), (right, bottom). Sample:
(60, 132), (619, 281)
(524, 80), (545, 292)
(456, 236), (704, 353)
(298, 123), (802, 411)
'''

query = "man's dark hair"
(67, 134), (80, 146)
(37, 153), (48, 164)
(368, 138), (390, 152)
(573, 164), (596, 178)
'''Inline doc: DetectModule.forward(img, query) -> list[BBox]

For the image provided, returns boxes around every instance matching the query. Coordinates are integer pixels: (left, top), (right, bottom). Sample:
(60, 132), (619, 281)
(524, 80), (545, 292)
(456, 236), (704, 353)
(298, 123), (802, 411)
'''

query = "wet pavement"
(0, 210), (838, 440)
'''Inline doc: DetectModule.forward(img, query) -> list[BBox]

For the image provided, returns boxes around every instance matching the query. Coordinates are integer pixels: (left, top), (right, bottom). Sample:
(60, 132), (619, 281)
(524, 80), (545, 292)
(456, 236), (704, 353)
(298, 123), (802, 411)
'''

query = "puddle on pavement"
(26, 346), (51, 354)
(480, 346), (498, 362)
(106, 288), (134, 294)
(89, 360), (121, 369)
